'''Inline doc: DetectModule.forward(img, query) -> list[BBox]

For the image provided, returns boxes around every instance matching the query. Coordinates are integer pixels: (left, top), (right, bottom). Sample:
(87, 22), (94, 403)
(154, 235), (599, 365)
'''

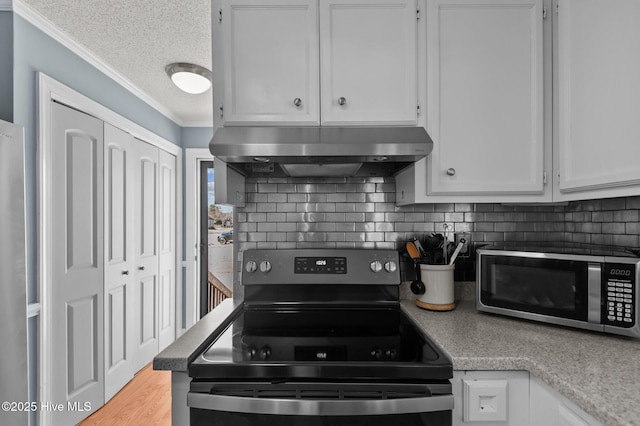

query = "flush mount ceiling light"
(165, 62), (212, 94)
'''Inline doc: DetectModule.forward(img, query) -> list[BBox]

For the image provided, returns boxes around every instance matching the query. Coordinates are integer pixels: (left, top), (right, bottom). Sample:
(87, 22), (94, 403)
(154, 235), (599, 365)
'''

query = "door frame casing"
(184, 148), (213, 329)
(37, 73), (182, 425)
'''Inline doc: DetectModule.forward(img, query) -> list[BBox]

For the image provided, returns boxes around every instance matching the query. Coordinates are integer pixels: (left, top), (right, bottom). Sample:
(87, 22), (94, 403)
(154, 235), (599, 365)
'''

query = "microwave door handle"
(588, 263), (602, 324)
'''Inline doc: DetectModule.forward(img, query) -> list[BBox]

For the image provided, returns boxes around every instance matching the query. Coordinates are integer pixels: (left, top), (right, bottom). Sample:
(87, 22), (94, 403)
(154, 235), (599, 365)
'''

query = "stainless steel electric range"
(188, 249), (453, 425)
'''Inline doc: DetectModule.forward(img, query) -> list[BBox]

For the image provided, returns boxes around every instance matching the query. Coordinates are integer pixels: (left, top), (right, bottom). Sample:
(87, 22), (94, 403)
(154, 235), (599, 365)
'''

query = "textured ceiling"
(23, 0), (213, 126)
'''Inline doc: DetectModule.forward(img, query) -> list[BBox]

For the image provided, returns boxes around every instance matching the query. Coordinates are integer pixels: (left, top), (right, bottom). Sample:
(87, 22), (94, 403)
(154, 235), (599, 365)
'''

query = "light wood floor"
(78, 364), (171, 426)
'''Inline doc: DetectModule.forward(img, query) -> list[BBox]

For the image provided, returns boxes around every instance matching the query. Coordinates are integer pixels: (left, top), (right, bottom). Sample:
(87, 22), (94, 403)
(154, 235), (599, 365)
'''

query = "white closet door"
(50, 101), (104, 424)
(158, 149), (176, 351)
(104, 123), (135, 401)
(133, 139), (160, 372)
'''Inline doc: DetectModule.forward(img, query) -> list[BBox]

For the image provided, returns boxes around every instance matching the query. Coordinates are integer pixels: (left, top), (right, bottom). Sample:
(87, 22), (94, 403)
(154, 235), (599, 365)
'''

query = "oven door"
(188, 381), (453, 426)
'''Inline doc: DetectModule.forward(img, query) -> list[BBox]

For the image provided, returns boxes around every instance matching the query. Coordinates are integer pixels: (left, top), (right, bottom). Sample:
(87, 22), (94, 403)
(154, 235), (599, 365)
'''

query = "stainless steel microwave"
(477, 246), (640, 338)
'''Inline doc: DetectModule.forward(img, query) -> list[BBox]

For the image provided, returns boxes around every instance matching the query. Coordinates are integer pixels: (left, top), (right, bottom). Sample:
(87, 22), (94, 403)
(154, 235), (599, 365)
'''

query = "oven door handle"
(187, 392), (453, 416)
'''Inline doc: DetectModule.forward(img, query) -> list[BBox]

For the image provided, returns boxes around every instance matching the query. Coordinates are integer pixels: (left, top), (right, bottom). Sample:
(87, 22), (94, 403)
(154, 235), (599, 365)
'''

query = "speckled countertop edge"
(153, 299), (237, 371)
(401, 282), (640, 426)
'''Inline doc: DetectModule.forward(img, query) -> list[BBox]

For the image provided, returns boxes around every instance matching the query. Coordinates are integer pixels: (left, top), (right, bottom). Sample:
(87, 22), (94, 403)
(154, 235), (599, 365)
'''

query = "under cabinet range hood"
(209, 126), (433, 178)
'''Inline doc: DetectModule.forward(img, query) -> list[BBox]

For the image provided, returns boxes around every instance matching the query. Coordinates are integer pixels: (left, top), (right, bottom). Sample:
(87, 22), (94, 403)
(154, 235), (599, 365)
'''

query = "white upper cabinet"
(214, 0), (419, 127)
(425, 0), (545, 196)
(320, 0), (419, 125)
(555, 0), (640, 201)
(218, 0), (320, 125)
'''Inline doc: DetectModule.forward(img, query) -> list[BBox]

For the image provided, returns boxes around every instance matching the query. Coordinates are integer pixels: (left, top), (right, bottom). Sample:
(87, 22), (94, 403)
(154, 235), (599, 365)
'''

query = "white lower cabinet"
(453, 372), (602, 426)
(530, 376), (603, 426)
(452, 371), (529, 426)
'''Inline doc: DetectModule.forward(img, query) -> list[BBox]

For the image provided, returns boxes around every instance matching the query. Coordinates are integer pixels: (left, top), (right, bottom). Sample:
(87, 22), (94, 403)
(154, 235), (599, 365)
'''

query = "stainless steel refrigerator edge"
(0, 119), (29, 425)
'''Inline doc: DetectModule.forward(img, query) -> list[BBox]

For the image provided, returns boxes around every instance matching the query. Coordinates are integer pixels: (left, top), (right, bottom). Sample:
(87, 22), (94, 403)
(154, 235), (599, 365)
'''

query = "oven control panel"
(295, 257), (347, 274)
(242, 249), (401, 285)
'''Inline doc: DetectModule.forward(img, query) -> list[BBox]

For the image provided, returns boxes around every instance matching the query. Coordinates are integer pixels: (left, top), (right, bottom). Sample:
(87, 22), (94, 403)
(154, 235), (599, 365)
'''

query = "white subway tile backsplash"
(233, 177), (640, 297)
(267, 193), (288, 203)
(336, 203), (356, 213)
(266, 212), (287, 222)
(276, 222), (296, 232)
(257, 223), (277, 232)
(327, 193), (347, 203)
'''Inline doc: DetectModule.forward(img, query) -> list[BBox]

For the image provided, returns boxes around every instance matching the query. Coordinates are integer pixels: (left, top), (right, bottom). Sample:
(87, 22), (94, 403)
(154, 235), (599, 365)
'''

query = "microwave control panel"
(603, 263), (636, 328)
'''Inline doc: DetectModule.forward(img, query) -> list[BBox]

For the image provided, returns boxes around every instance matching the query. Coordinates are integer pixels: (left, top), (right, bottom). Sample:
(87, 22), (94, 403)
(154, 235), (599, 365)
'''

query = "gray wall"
(234, 176), (640, 300)
(0, 12), (13, 122)
(181, 126), (213, 149)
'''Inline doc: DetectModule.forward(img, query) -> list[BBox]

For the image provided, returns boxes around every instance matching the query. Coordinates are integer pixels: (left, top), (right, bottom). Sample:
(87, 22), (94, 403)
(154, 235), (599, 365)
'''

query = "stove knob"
(245, 261), (257, 273)
(384, 261), (397, 273)
(260, 261), (272, 273)
(246, 347), (257, 360)
(260, 346), (271, 360)
(386, 348), (398, 360)
(370, 260), (382, 273)
(370, 347), (382, 360)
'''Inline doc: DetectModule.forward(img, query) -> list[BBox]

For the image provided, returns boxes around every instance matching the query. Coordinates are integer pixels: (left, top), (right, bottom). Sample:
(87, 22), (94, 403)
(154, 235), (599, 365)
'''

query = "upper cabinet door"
(556, 0), (640, 198)
(220, 0), (320, 125)
(426, 0), (545, 195)
(320, 0), (418, 125)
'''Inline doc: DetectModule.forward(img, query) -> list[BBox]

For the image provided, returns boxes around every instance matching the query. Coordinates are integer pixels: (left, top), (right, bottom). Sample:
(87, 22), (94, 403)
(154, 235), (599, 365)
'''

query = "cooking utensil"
(423, 233), (443, 253)
(448, 239), (465, 265)
(406, 241), (420, 260)
(442, 224), (452, 265)
(410, 264), (425, 295)
(413, 238), (426, 258)
(406, 241), (426, 295)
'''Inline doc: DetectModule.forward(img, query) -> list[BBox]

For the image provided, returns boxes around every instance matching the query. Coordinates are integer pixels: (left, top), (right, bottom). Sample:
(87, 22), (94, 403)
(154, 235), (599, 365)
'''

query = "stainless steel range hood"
(209, 126), (433, 178)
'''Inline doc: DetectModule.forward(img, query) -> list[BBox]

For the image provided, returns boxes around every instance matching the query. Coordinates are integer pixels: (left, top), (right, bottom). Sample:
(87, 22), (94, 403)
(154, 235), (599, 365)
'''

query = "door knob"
(338, 97), (347, 106)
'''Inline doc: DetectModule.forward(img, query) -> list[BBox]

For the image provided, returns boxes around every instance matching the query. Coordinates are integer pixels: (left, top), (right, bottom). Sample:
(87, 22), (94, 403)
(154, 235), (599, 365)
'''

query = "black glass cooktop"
(189, 306), (452, 381)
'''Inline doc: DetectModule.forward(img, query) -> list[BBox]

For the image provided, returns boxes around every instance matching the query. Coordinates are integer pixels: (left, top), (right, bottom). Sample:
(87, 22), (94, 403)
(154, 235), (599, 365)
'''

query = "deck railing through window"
(208, 271), (232, 311)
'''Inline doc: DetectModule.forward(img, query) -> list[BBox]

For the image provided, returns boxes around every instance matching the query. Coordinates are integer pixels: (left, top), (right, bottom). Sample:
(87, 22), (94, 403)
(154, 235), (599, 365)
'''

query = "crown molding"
(12, 0), (187, 126)
(182, 121), (214, 128)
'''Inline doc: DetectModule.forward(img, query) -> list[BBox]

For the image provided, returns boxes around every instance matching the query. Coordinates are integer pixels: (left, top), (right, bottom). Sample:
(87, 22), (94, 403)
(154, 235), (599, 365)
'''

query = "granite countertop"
(401, 284), (640, 426)
(155, 288), (639, 425)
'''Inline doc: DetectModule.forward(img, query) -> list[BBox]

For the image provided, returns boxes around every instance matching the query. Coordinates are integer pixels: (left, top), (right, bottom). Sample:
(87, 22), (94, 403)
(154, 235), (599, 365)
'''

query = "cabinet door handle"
(446, 168), (456, 176)
(121, 270), (129, 276)
(338, 97), (347, 106)
(138, 266), (145, 271)
(293, 98), (302, 107)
